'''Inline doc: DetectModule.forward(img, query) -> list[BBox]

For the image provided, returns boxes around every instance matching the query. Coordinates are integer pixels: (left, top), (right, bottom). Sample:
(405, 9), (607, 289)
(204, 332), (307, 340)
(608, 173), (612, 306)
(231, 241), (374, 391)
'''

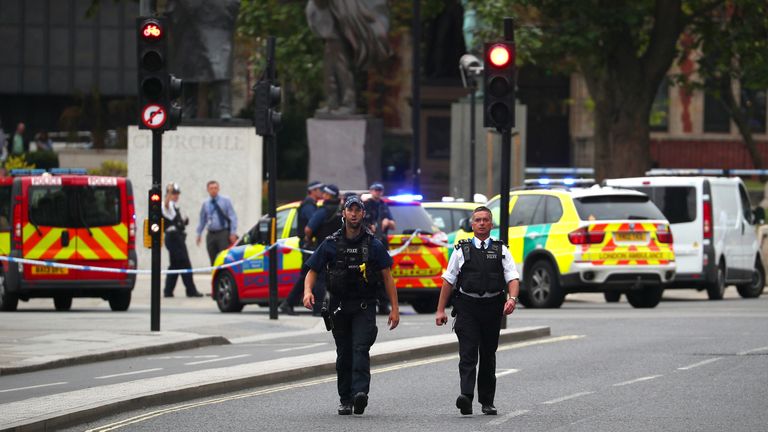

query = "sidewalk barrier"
(0, 229), (443, 275)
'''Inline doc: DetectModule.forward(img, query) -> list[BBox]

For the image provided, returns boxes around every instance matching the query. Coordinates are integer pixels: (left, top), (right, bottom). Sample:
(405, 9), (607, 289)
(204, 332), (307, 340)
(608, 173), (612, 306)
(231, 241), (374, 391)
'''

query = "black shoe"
(164, 293), (174, 298)
(279, 302), (296, 316)
(482, 404), (497, 415)
(186, 292), (204, 297)
(353, 392), (368, 415)
(456, 394), (472, 415)
(337, 404), (352, 415)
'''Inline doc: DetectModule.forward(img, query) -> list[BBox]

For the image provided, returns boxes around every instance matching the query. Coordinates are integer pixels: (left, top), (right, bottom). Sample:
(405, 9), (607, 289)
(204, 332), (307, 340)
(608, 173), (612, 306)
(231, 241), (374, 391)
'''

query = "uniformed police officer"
(436, 206), (520, 416)
(303, 195), (400, 416)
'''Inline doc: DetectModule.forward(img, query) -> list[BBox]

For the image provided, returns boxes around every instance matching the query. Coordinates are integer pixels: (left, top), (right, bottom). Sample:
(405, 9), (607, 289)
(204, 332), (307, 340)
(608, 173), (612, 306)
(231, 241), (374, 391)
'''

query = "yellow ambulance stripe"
(24, 228), (65, 260)
(282, 237), (302, 270)
(54, 246), (77, 260)
(77, 240), (100, 260)
(0, 232), (9, 256)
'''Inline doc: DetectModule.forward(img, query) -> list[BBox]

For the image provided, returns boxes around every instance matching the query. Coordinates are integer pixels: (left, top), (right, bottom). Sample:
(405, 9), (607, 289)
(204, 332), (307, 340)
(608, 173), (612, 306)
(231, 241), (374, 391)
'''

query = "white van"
(604, 175), (765, 300)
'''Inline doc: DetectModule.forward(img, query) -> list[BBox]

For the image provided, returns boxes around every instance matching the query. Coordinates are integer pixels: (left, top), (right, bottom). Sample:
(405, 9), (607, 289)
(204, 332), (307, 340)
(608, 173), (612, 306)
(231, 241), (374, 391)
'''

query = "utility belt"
(208, 228), (229, 234)
(455, 290), (504, 304)
(331, 295), (378, 312)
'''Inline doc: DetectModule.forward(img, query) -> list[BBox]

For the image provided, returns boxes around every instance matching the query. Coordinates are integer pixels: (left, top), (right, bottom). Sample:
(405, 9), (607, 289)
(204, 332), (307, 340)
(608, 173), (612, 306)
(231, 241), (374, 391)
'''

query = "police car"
(211, 195), (448, 313)
(454, 180), (676, 308)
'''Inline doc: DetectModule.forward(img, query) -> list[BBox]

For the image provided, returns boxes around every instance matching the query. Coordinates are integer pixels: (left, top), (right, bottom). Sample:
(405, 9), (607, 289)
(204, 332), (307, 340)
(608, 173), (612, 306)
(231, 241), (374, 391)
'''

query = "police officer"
(279, 180), (324, 315)
(162, 183), (203, 297)
(301, 184), (342, 315)
(436, 206), (519, 416)
(303, 195), (400, 416)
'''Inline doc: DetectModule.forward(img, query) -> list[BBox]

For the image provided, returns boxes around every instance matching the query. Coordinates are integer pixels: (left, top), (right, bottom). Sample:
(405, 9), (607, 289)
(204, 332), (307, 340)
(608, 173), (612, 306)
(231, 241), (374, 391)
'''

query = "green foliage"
(4, 155), (35, 171)
(89, 160), (128, 177)
(25, 151), (60, 170)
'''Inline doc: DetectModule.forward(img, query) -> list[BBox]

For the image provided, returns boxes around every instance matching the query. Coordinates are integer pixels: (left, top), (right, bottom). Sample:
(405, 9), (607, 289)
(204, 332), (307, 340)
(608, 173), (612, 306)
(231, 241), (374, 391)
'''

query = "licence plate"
(31, 265), (69, 275)
(614, 232), (645, 242)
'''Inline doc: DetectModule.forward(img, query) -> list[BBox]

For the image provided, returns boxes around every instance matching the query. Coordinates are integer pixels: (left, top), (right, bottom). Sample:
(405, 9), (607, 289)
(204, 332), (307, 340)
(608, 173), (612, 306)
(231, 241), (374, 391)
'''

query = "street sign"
(141, 104), (166, 129)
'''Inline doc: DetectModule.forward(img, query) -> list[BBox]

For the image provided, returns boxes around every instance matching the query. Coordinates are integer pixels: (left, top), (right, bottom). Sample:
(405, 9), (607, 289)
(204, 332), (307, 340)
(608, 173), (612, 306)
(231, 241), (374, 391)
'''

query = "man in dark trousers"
(303, 195), (399, 416)
(196, 180), (238, 265)
(435, 206), (519, 416)
(279, 180), (324, 315)
(162, 182), (203, 297)
(301, 184), (342, 314)
(363, 182), (395, 315)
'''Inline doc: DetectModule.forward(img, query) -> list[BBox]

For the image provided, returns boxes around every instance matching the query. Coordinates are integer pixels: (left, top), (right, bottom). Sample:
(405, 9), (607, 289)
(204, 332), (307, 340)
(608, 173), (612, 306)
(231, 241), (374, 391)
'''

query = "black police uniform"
(162, 205), (200, 297)
(306, 228), (392, 410)
(453, 238), (508, 407)
(280, 195), (321, 312)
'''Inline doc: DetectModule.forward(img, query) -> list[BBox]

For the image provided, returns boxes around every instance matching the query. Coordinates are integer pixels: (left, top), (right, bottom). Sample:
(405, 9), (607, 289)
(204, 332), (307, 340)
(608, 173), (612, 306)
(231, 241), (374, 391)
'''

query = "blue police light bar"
(50, 168), (88, 175)
(10, 169), (46, 176)
(524, 178), (595, 188)
(388, 194), (424, 202)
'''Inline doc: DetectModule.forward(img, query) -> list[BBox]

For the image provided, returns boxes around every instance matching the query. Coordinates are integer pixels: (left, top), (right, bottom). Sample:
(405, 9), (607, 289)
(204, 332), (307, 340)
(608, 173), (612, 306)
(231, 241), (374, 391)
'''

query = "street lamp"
(459, 54), (483, 201)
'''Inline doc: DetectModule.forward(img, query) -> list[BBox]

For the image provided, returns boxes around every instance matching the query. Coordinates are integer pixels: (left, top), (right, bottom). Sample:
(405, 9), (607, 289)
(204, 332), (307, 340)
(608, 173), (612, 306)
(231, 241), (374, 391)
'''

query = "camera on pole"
(483, 41), (516, 131)
(136, 16), (182, 131)
(253, 80), (282, 137)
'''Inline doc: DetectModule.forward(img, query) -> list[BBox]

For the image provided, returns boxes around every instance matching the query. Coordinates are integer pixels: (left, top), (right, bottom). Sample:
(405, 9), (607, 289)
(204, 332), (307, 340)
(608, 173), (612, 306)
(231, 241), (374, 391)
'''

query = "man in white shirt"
(436, 206), (520, 416)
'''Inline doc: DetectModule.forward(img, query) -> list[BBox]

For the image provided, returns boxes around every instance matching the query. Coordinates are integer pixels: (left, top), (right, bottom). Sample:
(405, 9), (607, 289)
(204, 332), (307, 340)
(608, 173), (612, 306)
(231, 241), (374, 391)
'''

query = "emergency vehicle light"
(389, 194), (423, 202)
(9, 169), (46, 176)
(49, 168), (88, 175)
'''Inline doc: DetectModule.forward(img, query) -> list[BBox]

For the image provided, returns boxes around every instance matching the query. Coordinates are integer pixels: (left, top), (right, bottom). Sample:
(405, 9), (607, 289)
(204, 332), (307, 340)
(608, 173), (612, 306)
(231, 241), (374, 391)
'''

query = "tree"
(470, 0), (721, 179)
(682, 0), (768, 171)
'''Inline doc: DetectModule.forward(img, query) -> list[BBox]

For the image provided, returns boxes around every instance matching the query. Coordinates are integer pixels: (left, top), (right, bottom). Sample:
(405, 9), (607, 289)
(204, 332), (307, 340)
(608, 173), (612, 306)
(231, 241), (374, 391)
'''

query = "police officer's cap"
(369, 182), (384, 191)
(344, 195), (365, 210)
(167, 182), (181, 194)
(323, 184), (339, 197)
(307, 180), (324, 191)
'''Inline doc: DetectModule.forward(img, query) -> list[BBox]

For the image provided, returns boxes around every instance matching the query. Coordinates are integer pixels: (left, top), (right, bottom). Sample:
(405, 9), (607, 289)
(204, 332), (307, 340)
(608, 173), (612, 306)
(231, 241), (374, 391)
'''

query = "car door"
(507, 194), (542, 266)
(737, 183), (758, 273)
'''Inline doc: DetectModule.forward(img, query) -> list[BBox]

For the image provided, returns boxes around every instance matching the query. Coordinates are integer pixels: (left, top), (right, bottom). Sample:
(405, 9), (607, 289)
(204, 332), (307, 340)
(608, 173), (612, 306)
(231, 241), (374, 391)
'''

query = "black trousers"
(206, 229), (231, 265)
(331, 299), (378, 405)
(453, 293), (504, 405)
(164, 231), (198, 295)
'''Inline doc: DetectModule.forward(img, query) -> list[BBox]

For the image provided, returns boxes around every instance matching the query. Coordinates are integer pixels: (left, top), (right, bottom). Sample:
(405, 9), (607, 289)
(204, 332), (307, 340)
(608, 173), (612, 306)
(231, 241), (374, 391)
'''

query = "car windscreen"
(623, 186), (696, 224)
(29, 186), (121, 228)
(388, 204), (437, 235)
(573, 195), (666, 221)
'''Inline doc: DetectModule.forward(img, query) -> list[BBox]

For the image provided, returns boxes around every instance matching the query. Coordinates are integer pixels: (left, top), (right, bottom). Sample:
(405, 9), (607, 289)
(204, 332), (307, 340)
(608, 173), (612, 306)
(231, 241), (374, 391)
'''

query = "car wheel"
(410, 297), (438, 314)
(707, 263), (726, 300)
(215, 272), (244, 313)
(108, 291), (131, 311)
(0, 275), (18, 312)
(521, 260), (564, 309)
(626, 284), (663, 308)
(736, 259), (765, 299)
(53, 296), (72, 311)
(604, 291), (621, 303)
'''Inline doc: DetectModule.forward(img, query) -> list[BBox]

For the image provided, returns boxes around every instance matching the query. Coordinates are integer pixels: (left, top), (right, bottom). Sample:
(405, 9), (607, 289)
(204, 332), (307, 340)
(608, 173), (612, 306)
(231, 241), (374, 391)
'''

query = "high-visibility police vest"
(326, 229), (382, 299)
(455, 238), (506, 295)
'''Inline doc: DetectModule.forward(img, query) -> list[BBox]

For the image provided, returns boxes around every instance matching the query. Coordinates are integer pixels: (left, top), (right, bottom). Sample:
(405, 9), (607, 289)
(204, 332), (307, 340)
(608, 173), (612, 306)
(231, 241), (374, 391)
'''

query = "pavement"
(0, 274), (551, 431)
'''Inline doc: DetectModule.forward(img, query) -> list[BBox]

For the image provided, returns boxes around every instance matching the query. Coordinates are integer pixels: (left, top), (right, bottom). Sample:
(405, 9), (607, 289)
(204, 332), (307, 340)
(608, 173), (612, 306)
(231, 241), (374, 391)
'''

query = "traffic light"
(136, 17), (183, 131)
(147, 187), (163, 244)
(253, 80), (282, 136)
(483, 41), (516, 131)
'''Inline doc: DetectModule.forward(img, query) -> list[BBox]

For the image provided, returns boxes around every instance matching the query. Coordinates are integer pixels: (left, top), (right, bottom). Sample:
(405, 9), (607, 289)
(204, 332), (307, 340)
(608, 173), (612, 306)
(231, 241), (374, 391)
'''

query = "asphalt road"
(64, 291), (768, 432)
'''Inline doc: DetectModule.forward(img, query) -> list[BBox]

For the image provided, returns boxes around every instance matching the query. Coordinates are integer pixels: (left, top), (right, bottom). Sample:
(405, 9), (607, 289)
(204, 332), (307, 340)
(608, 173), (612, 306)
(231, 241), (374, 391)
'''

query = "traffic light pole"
(265, 37), (279, 321)
(499, 18), (515, 330)
(151, 130), (162, 331)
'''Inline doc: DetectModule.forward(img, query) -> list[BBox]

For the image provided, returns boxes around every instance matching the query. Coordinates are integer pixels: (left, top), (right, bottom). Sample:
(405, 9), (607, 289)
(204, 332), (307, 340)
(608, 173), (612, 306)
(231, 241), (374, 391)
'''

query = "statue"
(306, 0), (392, 116)
(167, 0), (241, 120)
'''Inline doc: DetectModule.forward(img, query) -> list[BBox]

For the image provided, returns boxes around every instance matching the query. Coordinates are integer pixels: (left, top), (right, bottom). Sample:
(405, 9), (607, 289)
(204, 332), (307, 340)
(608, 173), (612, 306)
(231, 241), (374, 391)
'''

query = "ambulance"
(0, 169), (137, 311)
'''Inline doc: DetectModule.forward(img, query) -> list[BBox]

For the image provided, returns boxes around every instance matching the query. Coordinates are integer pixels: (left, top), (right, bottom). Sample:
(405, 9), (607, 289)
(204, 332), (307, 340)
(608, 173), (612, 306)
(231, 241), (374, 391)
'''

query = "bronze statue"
(306, 0), (391, 116)
(167, 0), (241, 120)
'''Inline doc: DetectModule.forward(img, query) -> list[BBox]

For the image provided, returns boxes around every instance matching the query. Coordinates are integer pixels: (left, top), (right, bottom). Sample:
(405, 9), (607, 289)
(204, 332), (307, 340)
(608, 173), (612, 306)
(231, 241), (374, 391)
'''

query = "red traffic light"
(150, 193), (161, 202)
(141, 21), (163, 41)
(488, 44), (512, 68)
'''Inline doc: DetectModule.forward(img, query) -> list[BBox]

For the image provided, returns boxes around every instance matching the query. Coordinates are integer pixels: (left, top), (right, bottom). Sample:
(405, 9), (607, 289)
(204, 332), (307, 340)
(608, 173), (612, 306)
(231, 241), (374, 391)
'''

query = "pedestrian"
(301, 184), (342, 315)
(279, 180), (325, 315)
(363, 182), (396, 315)
(162, 182), (203, 298)
(10, 122), (26, 156)
(435, 206), (520, 416)
(196, 180), (238, 265)
(33, 132), (53, 152)
(0, 117), (8, 162)
(303, 194), (400, 416)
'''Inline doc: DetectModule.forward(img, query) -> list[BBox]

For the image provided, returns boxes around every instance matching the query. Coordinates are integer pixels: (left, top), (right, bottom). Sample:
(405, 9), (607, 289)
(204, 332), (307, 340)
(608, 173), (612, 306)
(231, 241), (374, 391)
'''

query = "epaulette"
(455, 238), (472, 250)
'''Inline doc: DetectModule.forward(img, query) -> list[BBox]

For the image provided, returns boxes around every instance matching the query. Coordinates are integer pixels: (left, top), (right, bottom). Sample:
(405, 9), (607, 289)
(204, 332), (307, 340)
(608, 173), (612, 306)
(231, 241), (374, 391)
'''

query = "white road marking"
(612, 375), (663, 387)
(487, 409), (529, 426)
(677, 357), (722, 370)
(0, 381), (67, 393)
(146, 355), (218, 360)
(184, 354), (250, 366)
(275, 343), (327, 353)
(737, 345), (768, 356)
(95, 368), (164, 380)
(540, 391), (594, 405)
(495, 368), (520, 378)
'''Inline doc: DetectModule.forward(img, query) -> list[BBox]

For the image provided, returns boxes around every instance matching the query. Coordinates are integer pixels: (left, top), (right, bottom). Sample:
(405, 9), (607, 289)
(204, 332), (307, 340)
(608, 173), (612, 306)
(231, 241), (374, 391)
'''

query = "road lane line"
(184, 354), (250, 366)
(737, 345), (768, 356)
(487, 409), (529, 426)
(0, 381), (67, 393)
(495, 368), (520, 378)
(87, 335), (584, 431)
(677, 357), (722, 371)
(540, 391), (594, 405)
(147, 355), (218, 360)
(95, 368), (164, 380)
(275, 343), (327, 353)
(612, 375), (663, 387)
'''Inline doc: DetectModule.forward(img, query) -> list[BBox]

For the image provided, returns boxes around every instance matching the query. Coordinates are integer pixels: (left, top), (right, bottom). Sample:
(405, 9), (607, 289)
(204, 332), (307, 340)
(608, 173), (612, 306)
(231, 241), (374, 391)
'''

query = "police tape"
(0, 229), (447, 276)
